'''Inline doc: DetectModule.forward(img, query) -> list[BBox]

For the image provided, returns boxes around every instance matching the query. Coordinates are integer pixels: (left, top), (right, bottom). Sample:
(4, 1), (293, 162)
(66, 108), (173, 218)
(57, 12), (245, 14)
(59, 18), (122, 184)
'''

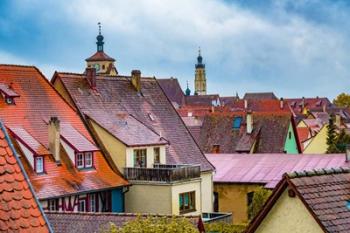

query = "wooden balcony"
(124, 164), (201, 183)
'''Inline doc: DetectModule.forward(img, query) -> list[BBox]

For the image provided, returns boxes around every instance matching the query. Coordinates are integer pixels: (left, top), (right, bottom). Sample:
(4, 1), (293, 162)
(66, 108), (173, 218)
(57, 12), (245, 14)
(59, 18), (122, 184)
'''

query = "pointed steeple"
(96, 22), (104, 52)
(195, 47), (205, 69)
(185, 81), (191, 96)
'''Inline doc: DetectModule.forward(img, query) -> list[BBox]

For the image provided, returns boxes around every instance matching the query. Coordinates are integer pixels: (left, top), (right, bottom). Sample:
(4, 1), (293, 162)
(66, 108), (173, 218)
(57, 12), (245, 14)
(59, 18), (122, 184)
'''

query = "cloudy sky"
(1, 0), (350, 99)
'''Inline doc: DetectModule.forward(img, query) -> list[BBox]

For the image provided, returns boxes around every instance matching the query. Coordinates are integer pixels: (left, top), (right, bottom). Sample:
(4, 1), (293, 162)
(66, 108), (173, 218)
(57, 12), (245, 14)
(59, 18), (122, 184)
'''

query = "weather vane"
(98, 22), (101, 35)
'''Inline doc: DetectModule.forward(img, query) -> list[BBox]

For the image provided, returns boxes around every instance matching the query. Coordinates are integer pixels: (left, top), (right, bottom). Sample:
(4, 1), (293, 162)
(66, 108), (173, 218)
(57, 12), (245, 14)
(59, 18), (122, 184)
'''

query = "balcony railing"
(124, 164), (201, 183)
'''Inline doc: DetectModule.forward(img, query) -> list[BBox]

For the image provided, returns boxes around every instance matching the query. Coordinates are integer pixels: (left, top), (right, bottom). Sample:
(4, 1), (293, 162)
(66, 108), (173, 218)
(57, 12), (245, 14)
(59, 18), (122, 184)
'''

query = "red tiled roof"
(247, 168), (350, 233)
(206, 153), (350, 188)
(8, 127), (50, 155)
(45, 212), (203, 233)
(54, 73), (214, 172)
(60, 123), (99, 152)
(85, 51), (115, 62)
(0, 65), (128, 199)
(0, 122), (51, 232)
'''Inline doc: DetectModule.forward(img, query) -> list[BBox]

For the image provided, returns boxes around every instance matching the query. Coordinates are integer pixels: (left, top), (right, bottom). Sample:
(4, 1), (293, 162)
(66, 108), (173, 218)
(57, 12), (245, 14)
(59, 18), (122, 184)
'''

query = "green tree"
(248, 187), (272, 221)
(333, 93), (350, 108)
(327, 114), (339, 153)
(335, 129), (350, 152)
(101, 216), (199, 233)
(204, 222), (247, 233)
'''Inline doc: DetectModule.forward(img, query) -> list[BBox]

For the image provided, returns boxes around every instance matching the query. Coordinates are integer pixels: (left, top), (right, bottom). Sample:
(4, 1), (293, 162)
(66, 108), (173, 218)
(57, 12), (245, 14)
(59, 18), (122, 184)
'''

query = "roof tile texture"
(0, 126), (50, 232)
(56, 73), (214, 171)
(0, 65), (128, 199)
(290, 172), (350, 232)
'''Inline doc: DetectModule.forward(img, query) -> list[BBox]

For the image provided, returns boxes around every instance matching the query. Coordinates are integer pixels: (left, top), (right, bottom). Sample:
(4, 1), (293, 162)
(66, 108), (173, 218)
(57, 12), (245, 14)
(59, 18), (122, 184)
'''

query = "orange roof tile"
(0, 65), (128, 199)
(0, 121), (51, 232)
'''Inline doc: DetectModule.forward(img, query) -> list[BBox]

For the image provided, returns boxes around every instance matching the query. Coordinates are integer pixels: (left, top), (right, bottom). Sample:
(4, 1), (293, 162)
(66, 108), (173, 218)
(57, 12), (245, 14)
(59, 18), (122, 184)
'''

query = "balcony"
(124, 164), (201, 183)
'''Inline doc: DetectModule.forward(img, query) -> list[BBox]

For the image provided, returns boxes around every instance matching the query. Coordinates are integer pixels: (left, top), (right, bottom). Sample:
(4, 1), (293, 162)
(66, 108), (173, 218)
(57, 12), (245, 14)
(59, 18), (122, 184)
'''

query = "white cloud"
(7, 0), (350, 98)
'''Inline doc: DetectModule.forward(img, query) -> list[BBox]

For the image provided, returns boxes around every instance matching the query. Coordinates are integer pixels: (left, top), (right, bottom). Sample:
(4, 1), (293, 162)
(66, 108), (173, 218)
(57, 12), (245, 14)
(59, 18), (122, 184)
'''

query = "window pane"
(76, 153), (84, 168)
(78, 199), (86, 212)
(85, 152), (93, 168)
(90, 194), (96, 212)
(134, 149), (147, 168)
(35, 157), (44, 173)
(154, 147), (160, 164)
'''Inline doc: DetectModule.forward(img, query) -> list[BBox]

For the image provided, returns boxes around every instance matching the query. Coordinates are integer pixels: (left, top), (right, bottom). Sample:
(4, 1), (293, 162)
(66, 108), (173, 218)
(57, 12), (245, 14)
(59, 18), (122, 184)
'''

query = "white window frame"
(48, 199), (57, 211)
(35, 156), (44, 173)
(76, 152), (84, 169)
(85, 152), (93, 168)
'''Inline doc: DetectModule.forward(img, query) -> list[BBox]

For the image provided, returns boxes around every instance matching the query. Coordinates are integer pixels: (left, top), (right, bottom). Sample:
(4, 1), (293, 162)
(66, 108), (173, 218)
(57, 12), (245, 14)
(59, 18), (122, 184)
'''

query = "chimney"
(131, 70), (141, 93)
(280, 97), (284, 109)
(48, 117), (61, 163)
(346, 145), (350, 162)
(323, 104), (327, 113)
(335, 114), (341, 128)
(246, 111), (253, 134)
(86, 67), (97, 89)
(244, 99), (248, 109)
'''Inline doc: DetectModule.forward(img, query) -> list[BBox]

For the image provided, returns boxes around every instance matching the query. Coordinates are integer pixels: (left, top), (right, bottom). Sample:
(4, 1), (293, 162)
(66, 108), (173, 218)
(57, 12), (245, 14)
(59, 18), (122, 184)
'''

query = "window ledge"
(180, 209), (196, 214)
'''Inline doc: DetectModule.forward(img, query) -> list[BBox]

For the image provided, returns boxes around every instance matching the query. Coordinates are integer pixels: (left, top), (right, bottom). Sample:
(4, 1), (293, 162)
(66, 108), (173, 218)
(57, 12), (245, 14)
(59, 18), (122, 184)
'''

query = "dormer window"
(34, 156), (44, 174)
(0, 83), (20, 105)
(5, 97), (15, 105)
(75, 152), (94, 169)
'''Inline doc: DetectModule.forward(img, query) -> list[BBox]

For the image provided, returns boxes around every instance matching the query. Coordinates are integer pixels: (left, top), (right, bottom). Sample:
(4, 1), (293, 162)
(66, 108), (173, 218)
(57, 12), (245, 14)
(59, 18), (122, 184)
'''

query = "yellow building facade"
(214, 183), (262, 224)
(303, 125), (328, 154)
(254, 190), (324, 233)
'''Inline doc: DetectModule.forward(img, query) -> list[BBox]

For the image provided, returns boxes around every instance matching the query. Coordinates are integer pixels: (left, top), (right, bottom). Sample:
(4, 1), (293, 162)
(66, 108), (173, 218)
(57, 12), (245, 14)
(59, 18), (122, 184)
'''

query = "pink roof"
(206, 153), (350, 188)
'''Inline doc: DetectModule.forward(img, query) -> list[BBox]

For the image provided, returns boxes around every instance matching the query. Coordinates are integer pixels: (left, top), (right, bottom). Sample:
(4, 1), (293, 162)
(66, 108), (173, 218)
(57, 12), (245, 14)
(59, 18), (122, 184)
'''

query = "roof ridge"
(45, 211), (200, 218)
(287, 167), (350, 179)
(0, 64), (36, 69)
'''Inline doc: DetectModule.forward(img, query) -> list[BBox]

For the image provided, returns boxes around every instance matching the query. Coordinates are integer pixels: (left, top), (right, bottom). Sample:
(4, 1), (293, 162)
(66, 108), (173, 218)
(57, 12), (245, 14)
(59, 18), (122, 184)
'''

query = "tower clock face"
(94, 63), (100, 71)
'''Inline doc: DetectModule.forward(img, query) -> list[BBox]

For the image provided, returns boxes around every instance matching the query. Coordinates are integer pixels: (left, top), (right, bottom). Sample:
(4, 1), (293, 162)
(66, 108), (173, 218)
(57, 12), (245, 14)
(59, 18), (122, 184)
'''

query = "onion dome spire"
(96, 22), (104, 52)
(195, 47), (205, 69)
(185, 81), (191, 96)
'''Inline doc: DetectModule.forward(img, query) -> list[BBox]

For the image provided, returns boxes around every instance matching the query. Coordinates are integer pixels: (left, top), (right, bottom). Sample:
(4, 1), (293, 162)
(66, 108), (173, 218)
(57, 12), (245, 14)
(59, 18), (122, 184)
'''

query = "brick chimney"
(48, 117), (61, 163)
(131, 70), (141, 93)
(86, 67), (97, 89)
(246, 111), (253, 134)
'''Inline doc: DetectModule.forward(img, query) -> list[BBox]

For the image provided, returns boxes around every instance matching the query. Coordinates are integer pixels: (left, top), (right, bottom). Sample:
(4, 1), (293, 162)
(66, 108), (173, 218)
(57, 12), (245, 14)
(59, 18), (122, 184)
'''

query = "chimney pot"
(131, 70), (141, 93)
(335, 114), (341, 128)
(48, 117), (61, 163)
(86, 67), (97, 89)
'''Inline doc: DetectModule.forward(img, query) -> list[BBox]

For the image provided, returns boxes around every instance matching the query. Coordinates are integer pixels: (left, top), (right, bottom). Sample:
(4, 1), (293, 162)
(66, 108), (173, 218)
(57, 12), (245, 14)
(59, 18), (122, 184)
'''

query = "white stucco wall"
(126, 145), (166, 168)
(200, 171), (214, 213)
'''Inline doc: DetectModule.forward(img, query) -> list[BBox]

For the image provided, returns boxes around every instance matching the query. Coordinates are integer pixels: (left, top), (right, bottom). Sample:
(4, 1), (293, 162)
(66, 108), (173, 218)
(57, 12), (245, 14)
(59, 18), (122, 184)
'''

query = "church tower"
(194, 48), (207, 95)
(86, 23), (118, 76)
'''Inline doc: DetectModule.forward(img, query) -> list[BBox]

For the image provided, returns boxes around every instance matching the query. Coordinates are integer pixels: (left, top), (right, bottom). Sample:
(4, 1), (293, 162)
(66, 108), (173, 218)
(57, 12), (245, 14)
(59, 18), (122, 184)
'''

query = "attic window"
(0, 83), (20, 105)
(233, 117), (243, 129)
